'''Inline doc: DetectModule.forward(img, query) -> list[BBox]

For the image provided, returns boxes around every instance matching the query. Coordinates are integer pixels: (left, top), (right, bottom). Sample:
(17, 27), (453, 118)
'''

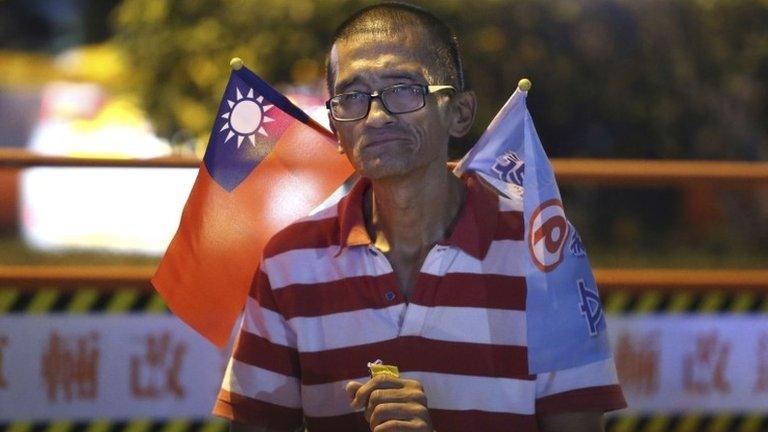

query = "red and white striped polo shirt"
(214, 174), (626, 431)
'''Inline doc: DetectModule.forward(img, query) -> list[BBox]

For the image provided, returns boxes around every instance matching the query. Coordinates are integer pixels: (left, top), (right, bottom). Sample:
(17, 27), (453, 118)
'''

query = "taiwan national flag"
(454, 82), (612, 373)
(153, 64), (354, 348)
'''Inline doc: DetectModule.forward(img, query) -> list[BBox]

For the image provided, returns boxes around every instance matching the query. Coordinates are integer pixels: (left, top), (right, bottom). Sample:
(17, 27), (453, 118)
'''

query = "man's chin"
(357, 160), (413, 181)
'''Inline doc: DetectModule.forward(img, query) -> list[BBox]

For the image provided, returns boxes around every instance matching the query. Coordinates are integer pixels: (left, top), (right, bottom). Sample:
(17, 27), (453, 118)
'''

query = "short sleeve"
(534, 357), (627, 414)
(213, 266), (304, 430)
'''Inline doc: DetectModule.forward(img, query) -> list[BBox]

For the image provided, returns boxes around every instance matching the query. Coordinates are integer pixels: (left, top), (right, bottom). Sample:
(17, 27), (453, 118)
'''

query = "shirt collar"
(438, 173), (499, 260)
(336, 172), (499, 260)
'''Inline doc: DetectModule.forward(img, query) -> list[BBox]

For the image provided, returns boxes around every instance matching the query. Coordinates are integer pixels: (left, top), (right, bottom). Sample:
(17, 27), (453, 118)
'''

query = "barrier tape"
(603, 290), (768, 314)
(1, 287), (766, 315)
(0, 288), (169, 314)
(1, 415), (767, 432)
(604, 413), (768, 432)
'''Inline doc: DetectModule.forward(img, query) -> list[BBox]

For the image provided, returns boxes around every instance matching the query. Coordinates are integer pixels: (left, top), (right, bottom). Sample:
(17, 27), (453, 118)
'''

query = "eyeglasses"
(326, 84), (456, 122)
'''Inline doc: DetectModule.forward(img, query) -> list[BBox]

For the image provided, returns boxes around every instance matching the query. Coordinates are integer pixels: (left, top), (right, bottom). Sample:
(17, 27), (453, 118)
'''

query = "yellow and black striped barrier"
(604, 413), (768, 432)
(602, 290), (768, 314)
(1, 414), (768, 432)
(2, 287), (767, 315)
(0, 288), (168, 314)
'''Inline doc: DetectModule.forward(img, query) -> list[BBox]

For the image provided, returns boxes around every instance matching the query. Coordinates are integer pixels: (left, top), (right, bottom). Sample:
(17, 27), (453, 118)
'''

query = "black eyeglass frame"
(325, 84), (456, 122)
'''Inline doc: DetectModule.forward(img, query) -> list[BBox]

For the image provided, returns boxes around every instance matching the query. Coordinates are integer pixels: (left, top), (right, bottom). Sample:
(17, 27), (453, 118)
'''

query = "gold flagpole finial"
(518, 78), (532, 92)
(230, 57), (244, 70)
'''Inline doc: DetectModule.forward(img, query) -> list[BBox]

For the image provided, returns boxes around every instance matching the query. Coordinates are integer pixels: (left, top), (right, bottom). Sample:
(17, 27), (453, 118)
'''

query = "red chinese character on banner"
(41, 331), (100, 402)
(754, 332), (768, 394)
(0, 335), (8, 389)
(683, 330), (731, 394)
(614, 330), (660, 395)
(130, 331), (186, 399)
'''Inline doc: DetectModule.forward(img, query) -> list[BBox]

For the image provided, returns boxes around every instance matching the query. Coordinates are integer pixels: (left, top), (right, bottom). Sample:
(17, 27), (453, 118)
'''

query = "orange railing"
(2, 148), (767, 184)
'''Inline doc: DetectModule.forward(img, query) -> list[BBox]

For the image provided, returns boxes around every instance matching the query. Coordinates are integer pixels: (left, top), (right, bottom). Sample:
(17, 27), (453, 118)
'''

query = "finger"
(372, 419), (427, 432)
(364, 387), (428, 420)
(364, 389), (383, 423)
(351, 374), (404, 409)
(367, 387), (417, 407)
(345, 381), (363, 400)
(399, 378), (426, 392)
(368, 402), (417, 429)
(366, 391), (429, 426)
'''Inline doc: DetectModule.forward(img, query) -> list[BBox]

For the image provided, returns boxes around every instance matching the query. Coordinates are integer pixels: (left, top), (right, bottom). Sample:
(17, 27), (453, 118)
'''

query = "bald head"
(326, 2), (465, 95)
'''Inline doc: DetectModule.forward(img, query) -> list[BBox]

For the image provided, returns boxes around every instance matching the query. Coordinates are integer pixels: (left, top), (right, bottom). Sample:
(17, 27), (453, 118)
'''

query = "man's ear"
(448, 90), (477, 138)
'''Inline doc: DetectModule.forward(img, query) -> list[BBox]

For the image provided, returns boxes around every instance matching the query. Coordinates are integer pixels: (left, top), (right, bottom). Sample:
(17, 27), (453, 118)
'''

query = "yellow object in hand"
(367, 359), (399, 378)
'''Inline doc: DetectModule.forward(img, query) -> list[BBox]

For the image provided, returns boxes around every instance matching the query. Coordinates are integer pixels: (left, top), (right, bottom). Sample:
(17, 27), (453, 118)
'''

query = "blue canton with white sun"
(204, 72), (288, 192)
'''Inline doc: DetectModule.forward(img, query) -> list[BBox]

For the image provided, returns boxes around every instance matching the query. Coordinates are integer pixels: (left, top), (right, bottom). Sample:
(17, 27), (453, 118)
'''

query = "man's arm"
(538, 411), (604, 432)
(230, 421), (304, 432)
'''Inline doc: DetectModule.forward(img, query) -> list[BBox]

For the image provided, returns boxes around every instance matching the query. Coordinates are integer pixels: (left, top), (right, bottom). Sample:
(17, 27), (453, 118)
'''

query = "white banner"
(0, 315), (228, 421)
(1, 314), (767, 420)
(608, 315), (768, 412)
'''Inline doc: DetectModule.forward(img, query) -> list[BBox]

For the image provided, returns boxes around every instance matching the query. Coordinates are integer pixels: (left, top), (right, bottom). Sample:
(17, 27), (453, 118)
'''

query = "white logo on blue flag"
(491, 151), (525, 186)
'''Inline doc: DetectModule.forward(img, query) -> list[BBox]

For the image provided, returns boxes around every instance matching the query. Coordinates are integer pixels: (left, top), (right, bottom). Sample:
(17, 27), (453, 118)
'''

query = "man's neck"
(364, 162), (466, 257)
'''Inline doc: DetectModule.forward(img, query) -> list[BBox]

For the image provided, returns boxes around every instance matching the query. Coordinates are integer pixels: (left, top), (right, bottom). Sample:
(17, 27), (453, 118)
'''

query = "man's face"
(328, 28), (453, 180)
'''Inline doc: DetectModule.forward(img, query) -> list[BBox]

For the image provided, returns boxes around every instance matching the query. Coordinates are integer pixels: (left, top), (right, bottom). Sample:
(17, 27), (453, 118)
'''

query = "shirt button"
(385, 291), (396, 301)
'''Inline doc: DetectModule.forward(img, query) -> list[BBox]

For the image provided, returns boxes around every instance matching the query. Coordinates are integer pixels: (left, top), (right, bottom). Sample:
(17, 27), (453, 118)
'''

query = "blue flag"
(454, 85), (611, 373)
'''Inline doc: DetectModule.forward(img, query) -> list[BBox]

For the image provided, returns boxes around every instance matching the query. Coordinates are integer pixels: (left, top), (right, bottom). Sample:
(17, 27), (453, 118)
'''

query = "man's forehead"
(330, 32), (435, 88)
(334, 49), (426, 77)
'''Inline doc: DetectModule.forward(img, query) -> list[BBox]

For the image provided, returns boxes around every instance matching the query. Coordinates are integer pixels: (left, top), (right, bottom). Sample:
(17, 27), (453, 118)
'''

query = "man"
(214, 3), (626, 431)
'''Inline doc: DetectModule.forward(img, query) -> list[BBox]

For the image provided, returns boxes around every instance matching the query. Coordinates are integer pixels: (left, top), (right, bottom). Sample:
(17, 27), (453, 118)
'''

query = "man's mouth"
(361, 136), (408, 150)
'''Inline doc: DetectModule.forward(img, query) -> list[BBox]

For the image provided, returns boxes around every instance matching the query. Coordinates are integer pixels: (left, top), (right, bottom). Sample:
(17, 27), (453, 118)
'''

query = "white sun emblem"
(219, 87), (275, 148)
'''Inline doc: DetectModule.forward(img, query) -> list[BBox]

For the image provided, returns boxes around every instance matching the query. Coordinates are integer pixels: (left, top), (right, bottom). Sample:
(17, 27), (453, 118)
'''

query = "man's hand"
(346, 374), (434, 432)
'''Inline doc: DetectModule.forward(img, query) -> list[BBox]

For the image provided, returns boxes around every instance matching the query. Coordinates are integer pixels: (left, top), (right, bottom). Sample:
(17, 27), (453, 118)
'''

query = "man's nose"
(364, 97), (394, 127)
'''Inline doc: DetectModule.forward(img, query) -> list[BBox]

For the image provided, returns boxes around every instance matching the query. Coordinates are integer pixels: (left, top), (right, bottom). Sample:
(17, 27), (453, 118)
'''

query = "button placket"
(366, 244), (405, 331)
(368, 245), (401, 301)
(400, 245), (456, 337)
